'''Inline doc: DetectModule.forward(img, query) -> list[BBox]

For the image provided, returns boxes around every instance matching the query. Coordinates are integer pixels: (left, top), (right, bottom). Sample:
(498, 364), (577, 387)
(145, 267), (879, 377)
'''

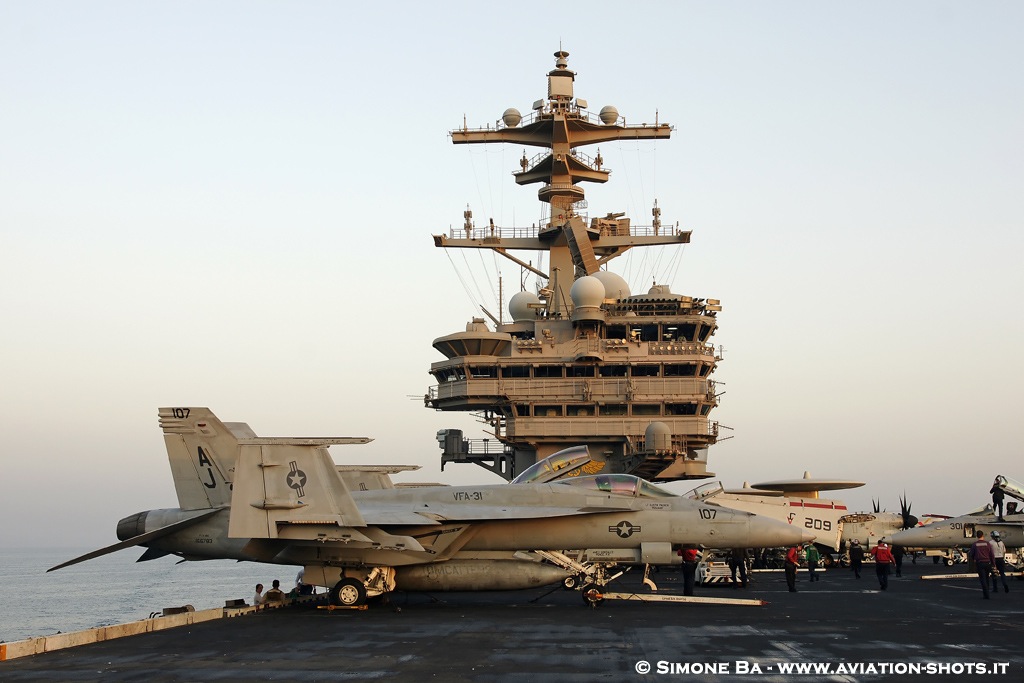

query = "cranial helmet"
(992, 531), (1001, 538)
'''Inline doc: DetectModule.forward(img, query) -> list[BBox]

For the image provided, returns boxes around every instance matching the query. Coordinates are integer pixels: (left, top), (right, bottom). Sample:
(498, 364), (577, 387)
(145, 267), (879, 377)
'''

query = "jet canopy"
(554, 474), (676, 498)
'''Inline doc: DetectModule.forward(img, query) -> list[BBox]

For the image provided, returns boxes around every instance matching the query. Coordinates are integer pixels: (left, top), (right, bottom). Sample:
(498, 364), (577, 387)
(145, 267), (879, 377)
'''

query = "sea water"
(0, 548), (295, 643)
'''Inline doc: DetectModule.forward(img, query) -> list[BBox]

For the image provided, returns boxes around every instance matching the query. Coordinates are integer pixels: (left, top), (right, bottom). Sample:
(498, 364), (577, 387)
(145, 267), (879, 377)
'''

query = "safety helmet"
(992, 531), (1001, 538)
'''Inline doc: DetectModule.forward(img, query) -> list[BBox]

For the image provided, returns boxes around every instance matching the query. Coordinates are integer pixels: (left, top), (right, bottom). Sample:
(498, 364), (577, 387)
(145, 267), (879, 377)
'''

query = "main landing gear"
(329, 578), (368, 607)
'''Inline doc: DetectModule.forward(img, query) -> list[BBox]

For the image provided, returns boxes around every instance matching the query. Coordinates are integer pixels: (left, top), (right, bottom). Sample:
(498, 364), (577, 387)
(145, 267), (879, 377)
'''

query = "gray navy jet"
(51, 408), (812, 606)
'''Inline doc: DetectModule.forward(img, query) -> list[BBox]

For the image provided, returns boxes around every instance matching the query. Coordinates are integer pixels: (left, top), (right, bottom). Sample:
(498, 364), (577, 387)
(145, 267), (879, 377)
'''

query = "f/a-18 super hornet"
(890, 475), (1024, 551)
(50, 408), (812, 606)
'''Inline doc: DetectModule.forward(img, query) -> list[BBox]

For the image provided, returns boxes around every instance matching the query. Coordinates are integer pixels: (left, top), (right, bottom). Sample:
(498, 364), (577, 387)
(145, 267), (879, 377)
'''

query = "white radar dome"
(599, 105), (619, 125)
(592, 271), (630, 300)
(645, 421), (672, 451)
(508, 291), (541, 322)
(648, 284), (673, 296)
(502, 108), (522, 128)
(570, 276), (606, 310)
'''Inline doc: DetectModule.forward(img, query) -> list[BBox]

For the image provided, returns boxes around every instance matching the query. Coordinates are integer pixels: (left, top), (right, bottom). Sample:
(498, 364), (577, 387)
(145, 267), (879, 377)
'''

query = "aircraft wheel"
(945, 558), (954, 567)
(581, 583), (604, 607)
(330, 578), (367, 607)
(822, 554), (835, 568)
(562, 575), (579, 590)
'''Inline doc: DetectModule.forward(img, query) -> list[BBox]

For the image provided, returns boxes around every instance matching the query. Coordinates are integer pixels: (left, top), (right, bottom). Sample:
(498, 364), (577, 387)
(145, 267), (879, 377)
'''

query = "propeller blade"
(900, 492), (916, 529)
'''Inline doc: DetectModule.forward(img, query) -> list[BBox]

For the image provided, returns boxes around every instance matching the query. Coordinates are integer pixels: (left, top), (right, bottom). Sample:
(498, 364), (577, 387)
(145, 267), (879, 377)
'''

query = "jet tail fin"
(229, 436), (372, 540)
(159, 407), (372, 511)
(159, 407), (246, 510)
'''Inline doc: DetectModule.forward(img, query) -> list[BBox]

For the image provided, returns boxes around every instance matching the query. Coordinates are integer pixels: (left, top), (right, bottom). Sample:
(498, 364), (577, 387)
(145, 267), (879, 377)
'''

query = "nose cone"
(889, 526), (933, 547)
(747, 514), (814, 548)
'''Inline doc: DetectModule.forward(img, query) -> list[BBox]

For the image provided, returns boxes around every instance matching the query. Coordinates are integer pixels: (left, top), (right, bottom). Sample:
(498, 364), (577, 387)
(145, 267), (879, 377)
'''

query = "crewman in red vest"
(870, 540), (896, 591)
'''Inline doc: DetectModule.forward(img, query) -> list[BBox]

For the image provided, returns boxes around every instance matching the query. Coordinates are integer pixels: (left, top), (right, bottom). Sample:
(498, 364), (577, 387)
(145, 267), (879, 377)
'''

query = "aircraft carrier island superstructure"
(428, 51), (723, 483)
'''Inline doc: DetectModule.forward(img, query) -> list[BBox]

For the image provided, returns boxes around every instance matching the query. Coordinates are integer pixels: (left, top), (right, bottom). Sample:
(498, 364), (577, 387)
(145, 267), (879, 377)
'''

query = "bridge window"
(434, 368), (466, 382)
(536, 405), (563, 417)
(600, 404), (627, 416)
(469, 366), (497, 378)
(600, 365), (627, 377)
(501, 366), (530, 378)
(628, 324), (660, 341)
(568, 366), (595, 378)
(667, 403), (698, 415)
(632, 404), (660, 416)
(567, 405), (595, 416)
(632, 365), (659, 377)
(606, 324), (627, 340)
(664, 364), (697, 377)
(534, 366), (564, 378)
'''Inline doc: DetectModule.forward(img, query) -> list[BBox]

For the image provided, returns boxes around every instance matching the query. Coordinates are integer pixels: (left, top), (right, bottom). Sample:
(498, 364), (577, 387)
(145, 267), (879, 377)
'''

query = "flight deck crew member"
(849, 539), (865, 579)
(804, 544), (821, 582)
(729, 547), (749, 588)
(969, 531), (995, 599)
(990, 531), (1010, 594)
(892, 544), (905, 577)
(296, 568), (313, 595)
(784, 544), (800, 592)
(991, 478), (1006, 521)
(679, 547), (700, 596)
(263, 579), (287, 603)
(254, 583), (264, 606)
(870, 540), (895, 590)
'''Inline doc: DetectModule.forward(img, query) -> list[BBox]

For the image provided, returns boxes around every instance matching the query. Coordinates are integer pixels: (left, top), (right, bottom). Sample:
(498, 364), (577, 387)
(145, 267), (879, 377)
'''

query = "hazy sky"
(2, 1), (1022, 548)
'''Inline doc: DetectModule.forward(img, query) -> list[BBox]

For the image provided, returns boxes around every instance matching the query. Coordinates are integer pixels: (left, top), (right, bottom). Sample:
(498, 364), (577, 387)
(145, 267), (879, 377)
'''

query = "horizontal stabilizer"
(47, 508), (222, 572)
(158, 407), (372, 511)
(338, 464), (421, 491)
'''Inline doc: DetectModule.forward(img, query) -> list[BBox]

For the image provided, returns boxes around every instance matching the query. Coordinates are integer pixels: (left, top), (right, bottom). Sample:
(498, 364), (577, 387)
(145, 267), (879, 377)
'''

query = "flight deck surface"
(3, 561), (1022, 682)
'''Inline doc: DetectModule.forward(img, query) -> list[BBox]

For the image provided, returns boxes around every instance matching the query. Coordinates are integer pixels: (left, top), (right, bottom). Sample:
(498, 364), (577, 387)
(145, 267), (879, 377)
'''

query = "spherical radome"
(570, 275), (606, 309)
(592, 271), (630, 300)
(599, 105), (619, 125)
(509, 291), (541, 322)
(502, 108), (522, 128)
